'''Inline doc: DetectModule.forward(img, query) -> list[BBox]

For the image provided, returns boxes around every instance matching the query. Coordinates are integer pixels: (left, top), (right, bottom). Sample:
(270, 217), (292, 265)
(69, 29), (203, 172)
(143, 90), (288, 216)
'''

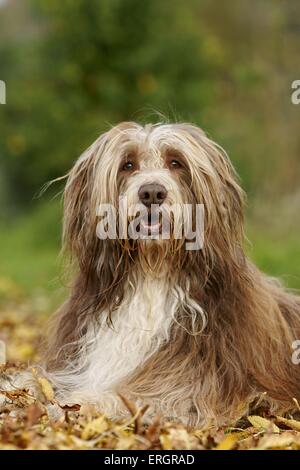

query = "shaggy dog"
(44, 122), (300, 426)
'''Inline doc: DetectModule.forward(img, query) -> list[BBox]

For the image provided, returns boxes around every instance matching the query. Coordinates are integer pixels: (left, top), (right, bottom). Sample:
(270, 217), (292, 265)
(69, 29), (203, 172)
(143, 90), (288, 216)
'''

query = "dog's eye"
(122, 161), (135, 171)
(169, 159), (182, 169)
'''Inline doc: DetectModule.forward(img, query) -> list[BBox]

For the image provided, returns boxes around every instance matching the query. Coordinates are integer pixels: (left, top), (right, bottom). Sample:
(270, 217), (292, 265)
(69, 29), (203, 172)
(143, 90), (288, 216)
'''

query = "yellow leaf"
(248, 415), (280, 433)
(276, 416), (300, 431)
(81, 416), (108, 440)
(160, 434), (173, 450)
(38, 377), (55, 401)
(216, 433), (240, 450)
(168, 428), (191, 450)
(258, 434), (296, 450)
(116, 436), (136, 450)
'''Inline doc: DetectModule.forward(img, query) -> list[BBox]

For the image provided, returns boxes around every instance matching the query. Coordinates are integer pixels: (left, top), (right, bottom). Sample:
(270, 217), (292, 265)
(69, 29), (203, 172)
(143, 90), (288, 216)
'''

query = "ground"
(1, 279), (300, 450)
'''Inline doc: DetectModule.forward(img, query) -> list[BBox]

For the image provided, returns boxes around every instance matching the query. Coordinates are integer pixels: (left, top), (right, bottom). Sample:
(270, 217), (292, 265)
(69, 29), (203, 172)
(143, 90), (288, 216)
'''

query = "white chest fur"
(50, 274), (205, 406)
(52, 276), (176, 404)
(82, 276), (174, 394)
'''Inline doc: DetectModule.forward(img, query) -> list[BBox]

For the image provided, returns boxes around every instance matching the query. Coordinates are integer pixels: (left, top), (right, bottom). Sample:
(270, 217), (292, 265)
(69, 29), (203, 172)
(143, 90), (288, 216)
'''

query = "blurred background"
(0, 0), (300, 308)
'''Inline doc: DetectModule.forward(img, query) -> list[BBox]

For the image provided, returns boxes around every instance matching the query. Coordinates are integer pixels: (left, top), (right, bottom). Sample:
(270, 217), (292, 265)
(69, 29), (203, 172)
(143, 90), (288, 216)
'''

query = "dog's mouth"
(123, 205), (176, 240)
(139, 209), (162, 237)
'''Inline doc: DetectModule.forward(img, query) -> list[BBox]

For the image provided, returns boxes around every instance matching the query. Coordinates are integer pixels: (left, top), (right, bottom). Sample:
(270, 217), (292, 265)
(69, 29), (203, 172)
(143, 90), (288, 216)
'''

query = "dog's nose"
(138, 183), (168, 207)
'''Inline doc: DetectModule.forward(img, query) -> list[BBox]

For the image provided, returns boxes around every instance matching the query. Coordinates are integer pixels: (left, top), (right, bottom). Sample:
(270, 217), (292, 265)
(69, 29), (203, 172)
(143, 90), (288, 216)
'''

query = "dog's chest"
(86, 277), (176, 390)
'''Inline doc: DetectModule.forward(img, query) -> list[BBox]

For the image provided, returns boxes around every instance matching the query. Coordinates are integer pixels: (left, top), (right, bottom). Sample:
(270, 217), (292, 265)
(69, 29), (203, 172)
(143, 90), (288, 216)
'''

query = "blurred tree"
(0, 0), (215, 210)
(0, 0), (299, 214)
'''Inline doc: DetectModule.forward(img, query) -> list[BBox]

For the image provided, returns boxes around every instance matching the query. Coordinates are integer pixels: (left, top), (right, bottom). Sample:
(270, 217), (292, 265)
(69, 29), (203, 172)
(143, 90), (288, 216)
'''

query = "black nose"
(138, 183), (168, 207)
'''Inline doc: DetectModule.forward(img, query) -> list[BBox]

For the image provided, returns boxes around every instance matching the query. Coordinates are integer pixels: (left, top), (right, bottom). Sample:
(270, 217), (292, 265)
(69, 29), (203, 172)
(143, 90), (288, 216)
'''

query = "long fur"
(43, 122), (300, 426)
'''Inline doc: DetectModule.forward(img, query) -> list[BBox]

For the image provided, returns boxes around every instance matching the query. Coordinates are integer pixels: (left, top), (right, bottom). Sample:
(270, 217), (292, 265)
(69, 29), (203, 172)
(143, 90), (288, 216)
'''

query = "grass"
(246, 229), (300, 291)
(0, 201), (62, 301)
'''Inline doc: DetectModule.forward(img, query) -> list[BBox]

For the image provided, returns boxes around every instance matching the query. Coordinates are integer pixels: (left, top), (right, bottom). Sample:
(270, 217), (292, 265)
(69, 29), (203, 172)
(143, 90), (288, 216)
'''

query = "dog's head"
(62, 122), (245, 300)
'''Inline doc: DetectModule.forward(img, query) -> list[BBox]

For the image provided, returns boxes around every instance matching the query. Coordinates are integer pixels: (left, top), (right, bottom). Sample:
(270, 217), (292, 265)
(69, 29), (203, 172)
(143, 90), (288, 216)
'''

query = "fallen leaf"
(26, 403), (44, 427)
(248, 415), (280, 433)
(81, 416), (108, 440)
(160, 433), (173, 450)
(37, 377), (54, 401)
(258, 433), (298, 450)
(216, 432), (240, 450)
(276, 416), (300, 432)
(116, 435), (137, 450)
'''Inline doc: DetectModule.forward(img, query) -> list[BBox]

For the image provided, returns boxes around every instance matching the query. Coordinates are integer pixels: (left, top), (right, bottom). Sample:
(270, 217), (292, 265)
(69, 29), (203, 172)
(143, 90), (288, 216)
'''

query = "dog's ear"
(199, 132), (245, 240)
(176, 123), (245, 245)
(62, 133), (109, 265)
(62, 129), (129, 317)
(174, 124), (246, 294)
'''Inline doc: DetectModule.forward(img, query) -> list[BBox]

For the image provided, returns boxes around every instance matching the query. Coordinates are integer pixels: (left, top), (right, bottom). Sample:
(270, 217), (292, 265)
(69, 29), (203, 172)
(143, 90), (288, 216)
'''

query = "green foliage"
(0, 0), (299, 295)
(1, 0), (300, 209)
(0, 199), (62, 294)
(247, 229), (300, 291)
(0, 0), (213, 208)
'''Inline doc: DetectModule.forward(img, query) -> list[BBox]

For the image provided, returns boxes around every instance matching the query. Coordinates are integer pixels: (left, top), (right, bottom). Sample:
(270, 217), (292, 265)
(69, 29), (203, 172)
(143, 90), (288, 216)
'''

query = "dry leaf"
(276, 416), (300, 432)
(26, 403), (44, 427)
(248, 415), (280, 433)
(37, 377), (54, 402)
(81, 416), (108, 440)
(160, 433), (173, 450)
(116, 435), (137, 450)
(257, 433), (297, 450)
(168, 428), (191, 450)
(2, 296), (300, 450)
(216, 432), (240, 450)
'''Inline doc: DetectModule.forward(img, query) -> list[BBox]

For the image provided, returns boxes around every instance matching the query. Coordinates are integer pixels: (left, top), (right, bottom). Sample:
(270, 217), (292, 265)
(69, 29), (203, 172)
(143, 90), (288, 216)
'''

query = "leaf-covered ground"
(1, 279), (300, 450)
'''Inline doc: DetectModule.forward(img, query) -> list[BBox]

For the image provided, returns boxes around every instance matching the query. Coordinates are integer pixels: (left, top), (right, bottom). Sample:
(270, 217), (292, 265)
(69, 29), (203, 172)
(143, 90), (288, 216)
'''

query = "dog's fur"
(44, 122), (300, 426)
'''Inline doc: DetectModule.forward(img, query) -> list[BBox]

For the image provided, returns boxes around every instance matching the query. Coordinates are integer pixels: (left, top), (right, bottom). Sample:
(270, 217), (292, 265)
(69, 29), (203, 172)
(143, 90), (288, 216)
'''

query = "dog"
(44, 122), (300, 426)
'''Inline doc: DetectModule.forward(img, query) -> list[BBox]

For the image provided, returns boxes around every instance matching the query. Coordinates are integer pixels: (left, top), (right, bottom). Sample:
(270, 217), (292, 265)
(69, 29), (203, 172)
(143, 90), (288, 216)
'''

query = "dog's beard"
(114, 203), (187, 275)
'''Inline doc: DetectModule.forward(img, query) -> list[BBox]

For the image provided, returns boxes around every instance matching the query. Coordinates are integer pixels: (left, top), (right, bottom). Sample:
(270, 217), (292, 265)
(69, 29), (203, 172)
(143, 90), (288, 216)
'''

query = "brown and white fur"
(44, 122), (300, 427)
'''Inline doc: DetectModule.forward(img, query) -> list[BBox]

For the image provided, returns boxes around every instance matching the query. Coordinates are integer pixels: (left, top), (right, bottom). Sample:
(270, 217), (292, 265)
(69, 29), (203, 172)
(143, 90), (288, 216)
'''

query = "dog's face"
(63, 122), (245, 277)
(118, 148), (186, 240)
(91, 123), (197, 245)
